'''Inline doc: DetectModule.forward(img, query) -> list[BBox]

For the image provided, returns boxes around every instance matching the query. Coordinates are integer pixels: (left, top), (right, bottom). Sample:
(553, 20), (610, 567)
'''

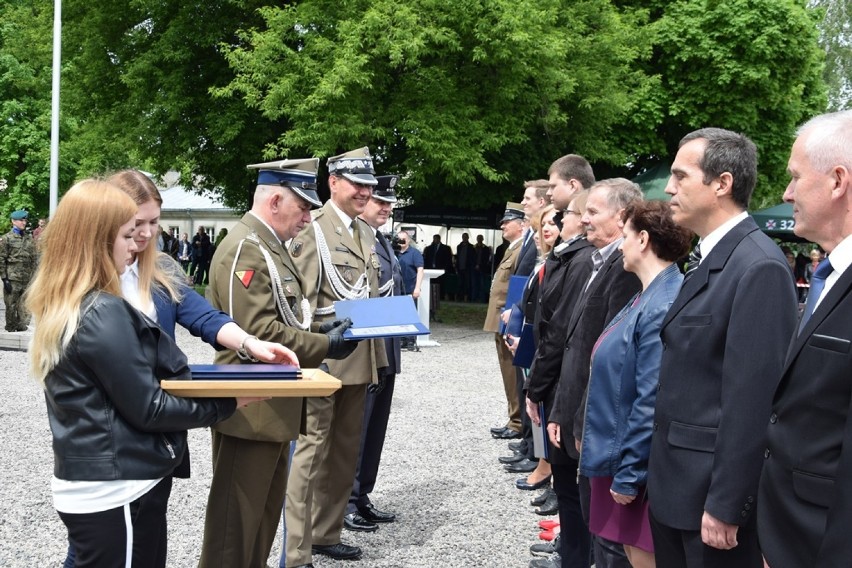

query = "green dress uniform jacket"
(483, 239), (522, 333)
(207, 212), (329, 442)
(290, 203), (388, 380)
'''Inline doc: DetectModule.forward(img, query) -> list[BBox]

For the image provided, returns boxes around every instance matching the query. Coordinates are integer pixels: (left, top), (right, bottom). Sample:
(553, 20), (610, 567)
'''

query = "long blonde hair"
(533, 204), (556, 256)
(106, 170), (183, 308)
(26, 180), (138, 383)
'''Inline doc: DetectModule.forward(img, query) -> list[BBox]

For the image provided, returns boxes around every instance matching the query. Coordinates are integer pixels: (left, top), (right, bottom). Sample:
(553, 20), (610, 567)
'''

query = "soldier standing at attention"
(198, 158), (357, 568)
(1, 210), (36, 332)
(285, 147), (388, 566)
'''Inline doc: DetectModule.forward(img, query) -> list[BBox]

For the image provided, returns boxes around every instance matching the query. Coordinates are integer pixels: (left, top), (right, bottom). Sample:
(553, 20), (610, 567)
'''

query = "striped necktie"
(684, 245), (702, 278)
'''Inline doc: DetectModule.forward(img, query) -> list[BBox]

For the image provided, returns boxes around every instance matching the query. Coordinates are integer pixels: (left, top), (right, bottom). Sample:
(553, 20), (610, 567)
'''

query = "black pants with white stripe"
(59, 477), (173, 568)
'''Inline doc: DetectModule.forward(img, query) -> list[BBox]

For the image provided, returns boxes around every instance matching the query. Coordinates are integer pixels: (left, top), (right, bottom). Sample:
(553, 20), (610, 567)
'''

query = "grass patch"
(435, 301), (488, 327)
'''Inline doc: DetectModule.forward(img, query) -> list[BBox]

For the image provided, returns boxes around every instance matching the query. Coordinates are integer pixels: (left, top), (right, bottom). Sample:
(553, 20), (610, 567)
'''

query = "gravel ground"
(0, 321), (553, 567)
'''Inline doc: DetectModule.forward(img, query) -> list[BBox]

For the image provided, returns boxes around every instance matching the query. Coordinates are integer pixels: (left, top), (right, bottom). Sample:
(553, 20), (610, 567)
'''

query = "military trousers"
(495, 333), (521, 431)
(285, 384), (367, 566)
(198, 432), (291, 568)
(4, 279), (30, 331)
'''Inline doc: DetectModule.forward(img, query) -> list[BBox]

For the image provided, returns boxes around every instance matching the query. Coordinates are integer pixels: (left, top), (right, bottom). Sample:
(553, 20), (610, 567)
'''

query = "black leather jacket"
(44, 292), (236, 481)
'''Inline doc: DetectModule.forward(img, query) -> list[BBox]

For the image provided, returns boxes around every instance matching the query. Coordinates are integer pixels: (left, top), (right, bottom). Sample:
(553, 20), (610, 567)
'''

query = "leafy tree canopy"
(0, 0), (830, 216)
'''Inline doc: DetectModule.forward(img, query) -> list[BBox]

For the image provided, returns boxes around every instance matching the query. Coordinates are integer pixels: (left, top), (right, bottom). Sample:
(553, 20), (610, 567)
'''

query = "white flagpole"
(49, 0), (61, 216)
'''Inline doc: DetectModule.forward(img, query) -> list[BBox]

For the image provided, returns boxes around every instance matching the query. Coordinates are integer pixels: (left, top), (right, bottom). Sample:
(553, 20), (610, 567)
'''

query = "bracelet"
(237, 335), (259, 362)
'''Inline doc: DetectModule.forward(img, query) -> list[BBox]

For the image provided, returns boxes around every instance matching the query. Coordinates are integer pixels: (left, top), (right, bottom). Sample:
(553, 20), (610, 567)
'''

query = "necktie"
(350, 220), (361, 248)
(584, 251), (604, 292)
(684, 244), (702, 277)
(799, 258), (833, 331)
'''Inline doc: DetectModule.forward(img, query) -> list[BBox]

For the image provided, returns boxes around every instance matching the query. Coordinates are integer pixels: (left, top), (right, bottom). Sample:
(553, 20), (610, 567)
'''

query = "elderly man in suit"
(485, 203), (526, 440)
(285, 147), (388, 566)
(343, 175), (405, 533)
(547, 178), (643, 568)
(199, 158), (357, 568)
(758, 110), (852, 567)
(647, 128), (798, 567)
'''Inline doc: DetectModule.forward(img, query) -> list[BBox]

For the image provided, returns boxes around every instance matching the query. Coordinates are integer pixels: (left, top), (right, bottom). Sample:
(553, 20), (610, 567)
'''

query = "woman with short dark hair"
(578, 200), (692, 567)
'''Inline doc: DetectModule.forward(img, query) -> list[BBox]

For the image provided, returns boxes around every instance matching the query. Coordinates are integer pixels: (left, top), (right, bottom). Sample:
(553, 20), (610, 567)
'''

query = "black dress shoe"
(508, 440), (527, 452)
(358, 503), (396, 523)
(535, 491), (558, 515)
(312, 543), (362, 560)
(490, 425), (506, 435)
(516, 475), (552, 491)
(530, 487), (554, 506)
(492, 427), (522, 440)
(504, 458), (538, 473)
(343, 512), (378, 532)
(498, 452), (525, 464)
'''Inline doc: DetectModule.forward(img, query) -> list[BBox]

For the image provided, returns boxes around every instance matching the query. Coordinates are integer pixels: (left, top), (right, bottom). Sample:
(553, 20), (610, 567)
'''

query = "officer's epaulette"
(310, 208), (325, 221)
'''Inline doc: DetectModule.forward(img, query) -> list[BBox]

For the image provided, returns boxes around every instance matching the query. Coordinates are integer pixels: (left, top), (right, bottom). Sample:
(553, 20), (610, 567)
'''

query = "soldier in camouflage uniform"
(0, 210), (36, 331)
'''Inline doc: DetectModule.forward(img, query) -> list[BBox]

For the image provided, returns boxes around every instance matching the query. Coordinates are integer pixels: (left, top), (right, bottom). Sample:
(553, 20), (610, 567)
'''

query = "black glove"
(367, 370), (387, 395)
(319, 319), (345, 334)
(324, 318), (359, 360)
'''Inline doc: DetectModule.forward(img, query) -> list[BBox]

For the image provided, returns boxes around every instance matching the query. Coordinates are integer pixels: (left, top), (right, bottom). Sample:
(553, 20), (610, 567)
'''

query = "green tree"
(0, 0), (70, 223)
(218, 0), (657, 207)
(60, 0), (280, 210)
(626, 0), (827, 208)
(810, 0), (852, 110)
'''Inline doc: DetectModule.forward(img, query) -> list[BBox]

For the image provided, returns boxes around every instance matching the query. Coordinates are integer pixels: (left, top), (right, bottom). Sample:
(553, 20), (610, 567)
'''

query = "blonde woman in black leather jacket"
(26, 179), (261, 568)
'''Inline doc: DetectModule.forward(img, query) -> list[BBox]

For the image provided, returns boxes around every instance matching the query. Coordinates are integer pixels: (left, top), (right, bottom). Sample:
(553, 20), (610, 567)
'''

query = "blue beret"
(10, 210), (27, 221)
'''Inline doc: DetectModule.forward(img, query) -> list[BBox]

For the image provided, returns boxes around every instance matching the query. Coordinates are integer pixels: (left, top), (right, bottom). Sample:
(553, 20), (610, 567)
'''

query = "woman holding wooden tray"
(27, 179), (266, 567)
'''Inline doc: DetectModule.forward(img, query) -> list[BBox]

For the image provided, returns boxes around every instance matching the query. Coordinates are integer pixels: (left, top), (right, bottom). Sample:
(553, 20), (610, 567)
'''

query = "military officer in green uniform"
(199, 158), (358, 568)
(285, 147), (388, 566)
(0, 210), (36, 332)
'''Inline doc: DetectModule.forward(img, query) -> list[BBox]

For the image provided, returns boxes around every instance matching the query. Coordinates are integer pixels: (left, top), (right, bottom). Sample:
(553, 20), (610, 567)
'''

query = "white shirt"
(695, 211), (748, 263)
(120, 259), (157, 321)
(815, 234), (852, 311)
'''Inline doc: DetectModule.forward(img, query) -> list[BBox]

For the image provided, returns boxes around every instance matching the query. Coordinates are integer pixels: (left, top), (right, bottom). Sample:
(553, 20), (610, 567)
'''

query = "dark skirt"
(589, 476), (654, 553)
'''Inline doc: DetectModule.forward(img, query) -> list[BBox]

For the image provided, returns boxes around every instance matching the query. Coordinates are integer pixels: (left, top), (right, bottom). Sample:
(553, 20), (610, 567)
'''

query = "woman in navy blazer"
(578, 201), (691, 568)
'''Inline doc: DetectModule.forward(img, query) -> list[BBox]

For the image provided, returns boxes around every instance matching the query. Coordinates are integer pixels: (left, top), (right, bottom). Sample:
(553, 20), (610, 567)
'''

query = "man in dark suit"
(515, 179), (550, 277)
(647, 128), (798, 567)
(547, 178), (643, 568)
(344, 175), (405, 533)
(503, 179), (551, 474)
(759, 110), (852, 567)
(455, 232), (475, 301)
(423, 234), (454, 301)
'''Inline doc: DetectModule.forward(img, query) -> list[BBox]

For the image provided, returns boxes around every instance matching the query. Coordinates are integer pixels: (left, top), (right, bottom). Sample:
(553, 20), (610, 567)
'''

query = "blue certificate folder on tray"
(333, 296), (430, 339)
(189, 364), (301, 380)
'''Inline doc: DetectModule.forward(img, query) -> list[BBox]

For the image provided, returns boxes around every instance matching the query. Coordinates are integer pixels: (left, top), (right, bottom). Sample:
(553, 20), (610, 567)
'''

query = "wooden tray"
(161, 368), (341, 398)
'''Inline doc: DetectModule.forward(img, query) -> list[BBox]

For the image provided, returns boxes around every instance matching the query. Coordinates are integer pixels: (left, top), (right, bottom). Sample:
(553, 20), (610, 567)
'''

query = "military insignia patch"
(235, 270), (255, 288)
(291, 241), (303, 257)
(335, 226), (343, 235)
